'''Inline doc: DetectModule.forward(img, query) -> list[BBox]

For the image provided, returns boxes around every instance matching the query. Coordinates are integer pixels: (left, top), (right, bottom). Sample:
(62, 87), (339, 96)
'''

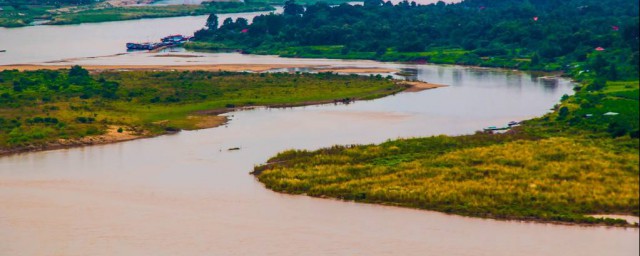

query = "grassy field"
(46, 3), (274, 25)
(0, 67), (404, 153)
(254, 79), (640, 226)
(0, 1), (274, 27)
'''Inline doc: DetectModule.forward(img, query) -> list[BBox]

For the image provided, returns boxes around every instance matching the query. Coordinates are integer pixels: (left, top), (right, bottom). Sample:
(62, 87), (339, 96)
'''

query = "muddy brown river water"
(0, 6), (638, 256)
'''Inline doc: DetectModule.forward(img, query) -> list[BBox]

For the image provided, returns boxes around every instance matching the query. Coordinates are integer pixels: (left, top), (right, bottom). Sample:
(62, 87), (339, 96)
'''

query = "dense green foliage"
(247, 0), (640, 225)
(0, 67), (402, 151)
(253, 77), (639, 225)
(0, 0), (62, 26)
(253, 75), (639, 225)
(0, 0), (358, 27)
(193, 0), (638, 76)
(524, 80), (639, 139)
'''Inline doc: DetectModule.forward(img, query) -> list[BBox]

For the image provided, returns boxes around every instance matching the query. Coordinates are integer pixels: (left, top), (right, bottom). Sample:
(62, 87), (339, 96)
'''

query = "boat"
(126, 34), (192, 51)
(126, 42), (157, 50)
(161, 34), (192, 44)
(483, 126), (510, 132)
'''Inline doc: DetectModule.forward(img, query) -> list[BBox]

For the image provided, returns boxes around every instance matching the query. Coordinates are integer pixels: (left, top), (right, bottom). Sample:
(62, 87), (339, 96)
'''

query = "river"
(0, 6), (638, 256)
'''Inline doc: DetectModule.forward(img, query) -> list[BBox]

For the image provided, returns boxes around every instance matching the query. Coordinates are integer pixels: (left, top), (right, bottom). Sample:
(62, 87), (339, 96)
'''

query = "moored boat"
(126, 34), (192, 51)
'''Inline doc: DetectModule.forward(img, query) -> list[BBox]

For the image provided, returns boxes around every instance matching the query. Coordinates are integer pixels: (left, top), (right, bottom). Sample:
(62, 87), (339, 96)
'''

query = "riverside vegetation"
(254, 78), (639, 226)
(192, 0), (638, 77)
(0, 66), (404, 153)
(250, 0), (639, 226)
(0, 0), (274, 27)
(0, 0), (362, 27)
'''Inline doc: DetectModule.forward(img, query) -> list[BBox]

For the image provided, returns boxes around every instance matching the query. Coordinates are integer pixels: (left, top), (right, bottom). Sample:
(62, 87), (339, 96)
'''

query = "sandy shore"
(106, 0), (154, 7)
(315, 67), (399, 74)
(0, 64), (318, 73)
(0, 64), (402, 74)
(0, 116), (228, 156)
(0, 66), (445, 156)
(0, 125), (146, 156)
(399, 81), (448, 92)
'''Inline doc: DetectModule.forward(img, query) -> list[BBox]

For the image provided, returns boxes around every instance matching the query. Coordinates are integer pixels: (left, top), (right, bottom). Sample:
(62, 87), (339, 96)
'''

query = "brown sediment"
(186, 115), (228, 129)
(588, 214), (640, 225)
(0, 125), (148, 156)
(152, 54), (204, 58)
(399, 81), (448, 92)
(0, 64), (401, 74)
(105, 0), (154, 7)
(314, 67), (399, 74)
(0, 69), (443, 157)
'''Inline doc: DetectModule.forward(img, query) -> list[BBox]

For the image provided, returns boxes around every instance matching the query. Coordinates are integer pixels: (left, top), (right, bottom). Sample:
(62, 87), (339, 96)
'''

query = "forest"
(193, 0), (638, 76)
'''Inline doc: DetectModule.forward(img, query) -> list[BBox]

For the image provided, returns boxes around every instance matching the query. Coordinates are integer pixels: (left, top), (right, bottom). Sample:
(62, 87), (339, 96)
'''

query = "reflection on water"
(1, 62), (635, 256)
(0, 6), (636, 256)
(397, 67), (418, 81)
(0, 8), (283, 65)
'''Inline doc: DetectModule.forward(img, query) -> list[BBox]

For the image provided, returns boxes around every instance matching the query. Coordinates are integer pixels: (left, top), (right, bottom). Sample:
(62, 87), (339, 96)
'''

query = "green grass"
(46, 3), (274, 25)
(255, 135), (638, 225)
(0, 3), (52, 27)
(253, 78), (640, 226)
(0, 2), (274, 27)
(0, 68), (404, 152)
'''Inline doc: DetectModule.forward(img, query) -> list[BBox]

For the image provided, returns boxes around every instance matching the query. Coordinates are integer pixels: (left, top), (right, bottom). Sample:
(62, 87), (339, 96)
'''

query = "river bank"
(5, 59), (632, 256)
(0, 64), (399, 74)
(0, 67), (440, 157)
(0, 1), (274, 28)
(252, 75), (639, 227)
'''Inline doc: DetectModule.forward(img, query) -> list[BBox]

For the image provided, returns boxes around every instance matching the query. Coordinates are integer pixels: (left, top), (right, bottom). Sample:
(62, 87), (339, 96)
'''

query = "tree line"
(194, 0), (638, 77)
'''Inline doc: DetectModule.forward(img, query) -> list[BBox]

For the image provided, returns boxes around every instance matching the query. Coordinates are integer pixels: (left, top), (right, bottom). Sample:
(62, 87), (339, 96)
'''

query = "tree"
(206, 14), (219, 30)
(364, 0), (383, 8)
(12, 80), (24, 92)
(68, 65), (90, 85)
(531, 52), (541, 66)
(606, 63), (618, 80)
(586, 78), (606, 91)
(284, 0), (304, 16)
(68, 65), (88, 78)
(590, 54), (608, 76)
(557, 106), (569, 120)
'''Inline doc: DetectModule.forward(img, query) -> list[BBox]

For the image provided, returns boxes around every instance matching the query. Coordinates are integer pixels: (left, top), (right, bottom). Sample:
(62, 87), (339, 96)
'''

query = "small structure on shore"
(126, 34), (192, 51)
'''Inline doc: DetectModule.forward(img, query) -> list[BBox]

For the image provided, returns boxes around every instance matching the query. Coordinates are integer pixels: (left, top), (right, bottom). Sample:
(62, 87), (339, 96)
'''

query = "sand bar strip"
(399, 81), (448, 92)
(0, 64), (318, 73)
